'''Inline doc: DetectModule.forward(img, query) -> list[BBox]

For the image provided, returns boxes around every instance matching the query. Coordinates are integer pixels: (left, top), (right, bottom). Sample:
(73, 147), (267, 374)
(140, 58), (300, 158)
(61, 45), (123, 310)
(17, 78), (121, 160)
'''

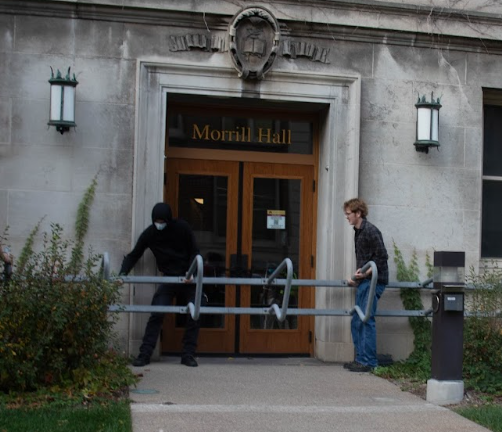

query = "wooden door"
(239, 162), (314, 354)
(162, 159), (315, 355)
(163, 159), (239, 353)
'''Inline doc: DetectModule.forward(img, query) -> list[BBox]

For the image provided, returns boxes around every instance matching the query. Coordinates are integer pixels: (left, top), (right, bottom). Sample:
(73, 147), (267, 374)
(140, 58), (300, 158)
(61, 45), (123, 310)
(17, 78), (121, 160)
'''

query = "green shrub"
(375, 244), (433, 381)
(394, 244), (432, 363)
(0, 178), (136, 400)
(377, 246), (502, 397)
(464, 264), (502, 394)
(0, 225), (122, 392)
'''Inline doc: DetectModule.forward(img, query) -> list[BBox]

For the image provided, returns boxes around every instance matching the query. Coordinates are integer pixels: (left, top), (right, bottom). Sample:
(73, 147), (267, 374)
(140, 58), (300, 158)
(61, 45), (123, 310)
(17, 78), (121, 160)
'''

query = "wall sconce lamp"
(414, 92), (442, 154)
(48, 67), (78, 134)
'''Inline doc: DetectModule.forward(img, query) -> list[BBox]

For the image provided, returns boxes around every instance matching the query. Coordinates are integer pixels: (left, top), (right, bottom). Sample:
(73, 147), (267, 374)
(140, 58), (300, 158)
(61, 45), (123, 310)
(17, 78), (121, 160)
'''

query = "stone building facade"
(1, 0), (501, 362)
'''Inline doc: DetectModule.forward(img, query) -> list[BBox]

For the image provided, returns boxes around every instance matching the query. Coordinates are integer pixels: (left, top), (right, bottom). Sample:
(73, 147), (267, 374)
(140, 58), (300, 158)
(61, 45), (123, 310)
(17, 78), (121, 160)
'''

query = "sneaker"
(348, 362), (373, 373)
(343, 361), (359, 369)
(181, 355), (198, 367)
(132, 354), (150, 367)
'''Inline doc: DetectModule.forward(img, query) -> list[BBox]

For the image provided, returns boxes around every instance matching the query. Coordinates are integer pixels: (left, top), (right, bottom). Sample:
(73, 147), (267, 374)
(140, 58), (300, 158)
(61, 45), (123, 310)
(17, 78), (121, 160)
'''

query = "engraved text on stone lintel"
(170, 34), (330, 64)
(170, 34), (227, 52)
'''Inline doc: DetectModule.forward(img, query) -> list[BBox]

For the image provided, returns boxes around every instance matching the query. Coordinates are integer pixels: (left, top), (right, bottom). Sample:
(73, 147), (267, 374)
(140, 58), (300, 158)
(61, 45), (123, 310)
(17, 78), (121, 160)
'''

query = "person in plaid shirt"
(343, 198), (388, 372)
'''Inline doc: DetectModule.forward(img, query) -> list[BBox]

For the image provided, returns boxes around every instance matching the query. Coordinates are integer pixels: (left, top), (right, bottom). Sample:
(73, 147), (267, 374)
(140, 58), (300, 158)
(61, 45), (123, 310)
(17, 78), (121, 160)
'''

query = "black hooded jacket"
(119, 203), (199, 276)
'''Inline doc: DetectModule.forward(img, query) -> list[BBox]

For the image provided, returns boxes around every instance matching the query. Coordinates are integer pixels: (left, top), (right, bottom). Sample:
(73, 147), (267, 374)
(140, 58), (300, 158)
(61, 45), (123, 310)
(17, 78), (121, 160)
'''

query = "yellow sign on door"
(267, 210), (286, 229)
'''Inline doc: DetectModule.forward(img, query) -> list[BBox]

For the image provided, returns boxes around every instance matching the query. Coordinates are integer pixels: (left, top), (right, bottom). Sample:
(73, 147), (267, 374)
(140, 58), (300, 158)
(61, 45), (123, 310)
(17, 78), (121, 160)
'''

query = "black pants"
(138, 283), (200, 358)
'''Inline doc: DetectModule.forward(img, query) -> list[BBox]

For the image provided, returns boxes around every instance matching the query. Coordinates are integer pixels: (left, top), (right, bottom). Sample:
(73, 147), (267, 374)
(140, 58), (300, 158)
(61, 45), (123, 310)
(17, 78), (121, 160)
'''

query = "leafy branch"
(69, 175), (98, 271)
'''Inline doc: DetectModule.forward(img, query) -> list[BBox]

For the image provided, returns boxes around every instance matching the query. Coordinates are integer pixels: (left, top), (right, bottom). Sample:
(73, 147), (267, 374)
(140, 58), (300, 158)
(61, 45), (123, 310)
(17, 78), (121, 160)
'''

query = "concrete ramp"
(129, 357), (489, 432)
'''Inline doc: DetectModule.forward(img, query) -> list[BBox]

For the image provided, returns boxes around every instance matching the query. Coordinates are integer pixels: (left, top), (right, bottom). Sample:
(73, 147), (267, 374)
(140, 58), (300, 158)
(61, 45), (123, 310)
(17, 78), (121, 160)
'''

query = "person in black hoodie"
(120, 202), (200, 367)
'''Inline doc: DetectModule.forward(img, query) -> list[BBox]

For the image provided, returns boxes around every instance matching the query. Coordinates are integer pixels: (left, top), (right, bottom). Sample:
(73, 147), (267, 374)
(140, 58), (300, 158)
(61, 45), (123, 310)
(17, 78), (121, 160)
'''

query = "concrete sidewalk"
(129, 357), (489, 432)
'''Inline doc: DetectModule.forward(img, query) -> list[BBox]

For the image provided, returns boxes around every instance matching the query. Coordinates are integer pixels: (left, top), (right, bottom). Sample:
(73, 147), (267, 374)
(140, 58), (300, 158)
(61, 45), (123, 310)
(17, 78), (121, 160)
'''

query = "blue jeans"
(351, 280), (386, 367)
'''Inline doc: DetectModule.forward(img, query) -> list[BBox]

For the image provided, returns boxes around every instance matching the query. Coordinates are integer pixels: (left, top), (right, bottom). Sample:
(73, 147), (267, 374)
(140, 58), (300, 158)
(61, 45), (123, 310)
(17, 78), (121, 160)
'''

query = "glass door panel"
(250, 177), (301, 330)
(240, 162), (314, 354)
(162, 159), (239, 354)
(176, 174), (228, 329)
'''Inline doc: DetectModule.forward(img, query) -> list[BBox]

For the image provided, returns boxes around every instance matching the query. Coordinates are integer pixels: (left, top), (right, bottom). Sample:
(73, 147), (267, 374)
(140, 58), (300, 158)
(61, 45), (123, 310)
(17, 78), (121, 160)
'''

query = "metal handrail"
(266, 258), (293, 322)
(106, 304), (435, 317)
(105, 254), (438, 319)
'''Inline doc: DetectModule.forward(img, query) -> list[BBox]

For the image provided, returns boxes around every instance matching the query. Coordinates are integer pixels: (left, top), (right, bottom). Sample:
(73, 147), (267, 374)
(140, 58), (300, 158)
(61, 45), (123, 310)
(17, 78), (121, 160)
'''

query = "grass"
(375, 363), (502, 432)
(454, 405), (502, 432)
(0, 400), (132, 432)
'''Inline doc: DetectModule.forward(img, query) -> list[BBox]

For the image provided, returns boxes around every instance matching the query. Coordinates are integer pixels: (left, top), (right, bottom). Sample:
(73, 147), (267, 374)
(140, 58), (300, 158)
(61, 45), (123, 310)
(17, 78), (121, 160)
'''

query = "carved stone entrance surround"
(131, 60), (361, 362)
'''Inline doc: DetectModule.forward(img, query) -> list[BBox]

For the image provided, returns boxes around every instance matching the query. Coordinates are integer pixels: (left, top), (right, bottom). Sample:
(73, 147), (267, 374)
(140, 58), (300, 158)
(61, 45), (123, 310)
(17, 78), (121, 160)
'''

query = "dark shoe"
(343, 361), (359, 369)
(132, 354), (150, 367)
(181, 355), (198, 367)
(348, 362), (373, 373)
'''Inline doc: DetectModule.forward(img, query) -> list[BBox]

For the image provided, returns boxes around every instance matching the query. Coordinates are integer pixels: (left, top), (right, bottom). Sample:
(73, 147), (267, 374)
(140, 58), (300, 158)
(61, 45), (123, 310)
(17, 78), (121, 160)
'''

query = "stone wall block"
(464, 126), (482, 170)
(71, 147), (133, 195)
(0, 145), (72, 192)
(1, 190), (130, 264)
(322, 40), (373, 77)
(362, 78), (415, 124)
(422, 84), (483, 131)
(375, 44), (467, 85)
(70, 101), (135, 150)
(372, 204), (465, 253)
(82, 237), (132, 272)
(123, 23), (173, 59)
(459, 169), (481, 208)
(384, 247), (435, 283)
(6, 53), (74, 100)
(378, 331), (415, 361)
(360, 120), (412, 165)
(11, 98), (72, 147)
(0, 52), (11, 97)
(4, 190), (132, 286)
(15, 16), (75, 56)
(361, 118), (465, 168)
(86, 193), (132, 241)
(75, 20), (124, 59)
(0, 98), (10, 144)
(361, 162), (479, 211)
(463, 210), (481, 255)
(396, 0), (502, 13)
(467, 52), (502, 88)
(11, 98), (134, 149)
(7, 190), (81, 239)
(74, 57), (136, 105)
(0, 190), (7, 231)
(428, 125), (465, 165)
(0, 15), (13, 53)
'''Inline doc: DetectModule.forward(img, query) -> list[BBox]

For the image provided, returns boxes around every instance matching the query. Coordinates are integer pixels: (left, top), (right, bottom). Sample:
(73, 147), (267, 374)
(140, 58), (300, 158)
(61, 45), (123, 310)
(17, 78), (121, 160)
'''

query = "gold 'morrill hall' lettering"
(192, 124), (292, 145)
(192, 124), (252, 142)
(258, 128), (292, 144)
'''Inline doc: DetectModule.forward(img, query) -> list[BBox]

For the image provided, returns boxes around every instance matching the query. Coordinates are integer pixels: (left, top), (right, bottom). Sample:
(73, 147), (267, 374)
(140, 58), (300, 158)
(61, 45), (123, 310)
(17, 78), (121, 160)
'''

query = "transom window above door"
(167, 99), (316, 155)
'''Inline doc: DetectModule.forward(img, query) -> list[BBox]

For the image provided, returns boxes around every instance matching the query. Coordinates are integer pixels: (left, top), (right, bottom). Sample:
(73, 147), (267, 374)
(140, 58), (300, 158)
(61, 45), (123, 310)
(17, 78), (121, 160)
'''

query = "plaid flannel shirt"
(354, 218), (389, 285)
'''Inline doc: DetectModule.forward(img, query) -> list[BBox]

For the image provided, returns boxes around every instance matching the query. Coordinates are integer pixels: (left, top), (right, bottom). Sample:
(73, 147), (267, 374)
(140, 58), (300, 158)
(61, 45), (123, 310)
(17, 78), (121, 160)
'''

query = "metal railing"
(104, 253), (436, 322)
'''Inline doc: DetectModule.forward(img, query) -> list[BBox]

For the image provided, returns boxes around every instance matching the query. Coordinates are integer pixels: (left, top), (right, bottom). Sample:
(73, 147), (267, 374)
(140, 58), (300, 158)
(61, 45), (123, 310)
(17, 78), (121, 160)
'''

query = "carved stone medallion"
(228, 6), (280, 80)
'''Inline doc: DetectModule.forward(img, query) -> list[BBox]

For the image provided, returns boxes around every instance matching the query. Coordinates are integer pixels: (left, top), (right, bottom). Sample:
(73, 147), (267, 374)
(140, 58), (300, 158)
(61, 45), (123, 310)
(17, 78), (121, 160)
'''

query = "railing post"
(186, 254), (204, 320)
(101, 252), (110, 281)
(266, 258), (293, 322)
(350, 261), (378, 323)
